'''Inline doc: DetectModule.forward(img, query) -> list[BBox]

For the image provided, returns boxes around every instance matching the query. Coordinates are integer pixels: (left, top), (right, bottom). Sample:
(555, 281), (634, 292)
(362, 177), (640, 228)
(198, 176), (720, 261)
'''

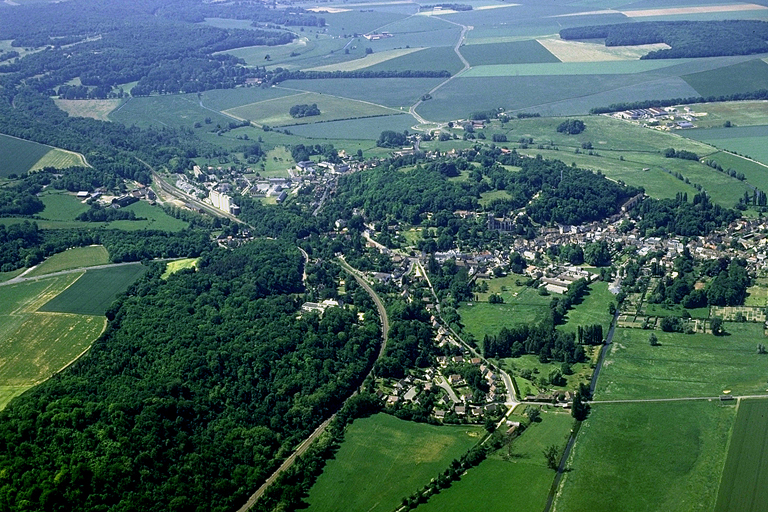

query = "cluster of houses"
(612, 105), (704, 130)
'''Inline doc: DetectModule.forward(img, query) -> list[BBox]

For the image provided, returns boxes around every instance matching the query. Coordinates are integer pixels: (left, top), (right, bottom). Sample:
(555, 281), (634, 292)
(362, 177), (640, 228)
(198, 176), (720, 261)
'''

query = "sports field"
(596, 324), (768, 400)
(223, 91), (399, 126)
(555, 401), (735, 512)
(39, 264), (149, 316)
(418, 408), (573, 512)
(714, 399), (768, 512)
(304, 413), (483, 512)
(27, 245), (110, 277)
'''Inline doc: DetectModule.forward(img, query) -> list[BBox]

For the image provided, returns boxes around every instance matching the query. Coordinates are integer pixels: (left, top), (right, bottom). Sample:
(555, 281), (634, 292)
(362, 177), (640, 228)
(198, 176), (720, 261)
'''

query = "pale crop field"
(536, 37), (670, 62)
(54, 98), (123, 121)
(306, 47), (426, 72)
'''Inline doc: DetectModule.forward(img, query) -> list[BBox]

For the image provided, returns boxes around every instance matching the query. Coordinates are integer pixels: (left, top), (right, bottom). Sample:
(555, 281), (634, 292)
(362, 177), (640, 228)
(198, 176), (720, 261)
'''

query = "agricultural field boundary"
(1, 131), (89, 168)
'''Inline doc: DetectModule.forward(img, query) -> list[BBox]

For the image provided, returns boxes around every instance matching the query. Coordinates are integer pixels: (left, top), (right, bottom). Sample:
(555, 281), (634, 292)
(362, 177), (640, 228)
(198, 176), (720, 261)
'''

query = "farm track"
(409, 16), (471, 126)
(236, 258), (389, 512)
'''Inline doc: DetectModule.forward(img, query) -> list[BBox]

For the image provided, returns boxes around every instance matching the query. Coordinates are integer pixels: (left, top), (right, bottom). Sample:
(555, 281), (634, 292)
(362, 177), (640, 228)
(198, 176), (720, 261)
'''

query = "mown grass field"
(27, 245), (109, 277)
(714, 399), (768, 512)
(682, 59), (768, 98)
(0, 273), (105, 409)
(304, 413), (483, 512)
(38, 191), (90, 221)
(417, 408), (573, 512)
(224, 91), (399, 127)
(555, 401), (735, 512)
(0, 133), (53, 177)
(596, 324), (768, 400)
(39, 264), (149, 316)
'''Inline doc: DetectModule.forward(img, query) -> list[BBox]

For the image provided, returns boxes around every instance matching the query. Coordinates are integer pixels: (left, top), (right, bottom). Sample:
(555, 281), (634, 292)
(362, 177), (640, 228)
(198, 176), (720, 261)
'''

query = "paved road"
(435, 375), (461, 404)
(236, 258), (389, 512)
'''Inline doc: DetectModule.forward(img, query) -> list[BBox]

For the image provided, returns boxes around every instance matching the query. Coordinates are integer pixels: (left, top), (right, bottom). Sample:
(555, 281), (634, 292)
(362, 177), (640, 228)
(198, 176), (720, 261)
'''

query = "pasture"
(745, 277), (768, 307)
(417, 408), (573, 512)
(682, 59), (768, 98)
(0, 133), (53, 177)
(303, 413), (483, 512)
(555, 401), (735, 512)
(223, 91), (399, 127)
(700, 151), (768, 193)
(502, 354), (595, 396)
(54, 98), (123, 121)
(560, 282), (614, 335)
(37, 191), (90, 221)
(714, 398), (768, 512)
(27, 245), (110, 277)
(39, 263), (149, 316)
(596, 324), (768, 400)
(460, 295), (552, 343)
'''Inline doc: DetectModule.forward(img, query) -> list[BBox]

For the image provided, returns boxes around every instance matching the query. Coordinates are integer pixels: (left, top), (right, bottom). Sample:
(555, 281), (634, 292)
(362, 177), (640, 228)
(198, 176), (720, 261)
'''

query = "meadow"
(303, 413), (483, 512)
(677, 101), (768, 129)
(559, 282), (614, 336)
(161, 258), (198, 279)
(109, 93), (236, 129)
(39, 263), (149, 316)
(595, 324), (768, 400)
(460, 290), (552, 341)
(27, 245), (110, 277)
(700, 151), (768, 193)
(223, 91), (399, 127)
(501, 354), (595, 397)
(555, 401), (735, 512)
(745, 277), (768, 308)
(0, 133), (54, 177)
(37, 191), (90, 221)
(29, 149), (86, 171)
(417, 408), (573, 512)
(714, 398), (768, 512)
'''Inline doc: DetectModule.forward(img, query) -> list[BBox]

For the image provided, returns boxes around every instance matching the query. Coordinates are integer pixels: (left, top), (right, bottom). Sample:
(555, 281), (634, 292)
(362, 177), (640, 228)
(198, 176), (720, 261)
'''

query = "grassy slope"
(304, 413), (483, 512)
(27, 246), (110, 277)
(0, 134), (52, 177)
(555, 401), (735, 512)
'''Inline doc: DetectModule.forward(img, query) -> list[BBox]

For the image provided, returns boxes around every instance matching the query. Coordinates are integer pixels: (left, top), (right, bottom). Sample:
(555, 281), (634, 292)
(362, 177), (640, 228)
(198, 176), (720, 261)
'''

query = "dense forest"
(560, 20), (768, 59)
(0, 241), (381, 511)
(632, 192), (739, 237)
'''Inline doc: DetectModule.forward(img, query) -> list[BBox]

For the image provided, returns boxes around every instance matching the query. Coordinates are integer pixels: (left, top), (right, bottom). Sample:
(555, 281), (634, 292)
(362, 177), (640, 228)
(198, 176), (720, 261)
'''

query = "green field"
(462, 59), (687, 78)
(555, 401), (735, 512)
(280, 114), (416, 140)
(683, 59), (768, 98)
(677, 101), (768, 129)
(0, 274), (106, 409)
(683, 125), (768, 167)
(364, 46), (464, 74)
(745, 278), (768, 308)
(29, 149), (86, 171)
(714, 399), (768, 512)
(109, 92), (237, 129)
(596, 324), (768, 400)
(161, 258), (198, 279)
(39, 264), (149, 316)
(502, 354), (595, 396)
(37, 192), (90, 221)
(224, 91), (399, 127)
(304, 413), (483, 512)
(418, 408), (573, 512)
(460, 286), (552, 342)
(27, 245), (110, 277)
(0, 133), (55, 177)
(701, 151), (768, 193)
(462, 39), (560, 66)
(278, 78), (443, 109)
(560, 281), (615, 335)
